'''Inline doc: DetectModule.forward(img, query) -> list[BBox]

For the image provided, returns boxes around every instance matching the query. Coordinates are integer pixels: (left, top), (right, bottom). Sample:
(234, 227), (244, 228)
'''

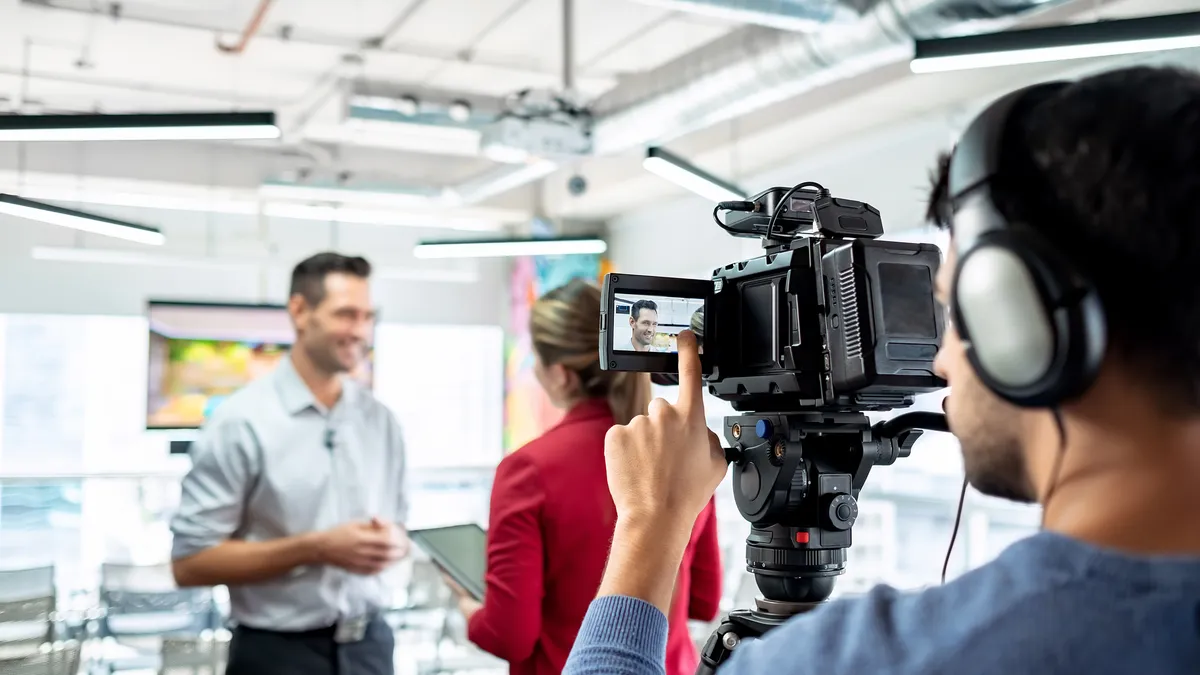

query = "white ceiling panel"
(264, 0), (427, 42)
(468, 0), (564, 72)
(574, 1), (676, 69)
(384, 0), (537, 62)
(585, 13), (732, 75)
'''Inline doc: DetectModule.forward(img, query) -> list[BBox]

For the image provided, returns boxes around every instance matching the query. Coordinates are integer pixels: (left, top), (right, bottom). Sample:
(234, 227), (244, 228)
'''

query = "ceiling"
(0, 0), (1197, 244)
(0, 0), (741, 222)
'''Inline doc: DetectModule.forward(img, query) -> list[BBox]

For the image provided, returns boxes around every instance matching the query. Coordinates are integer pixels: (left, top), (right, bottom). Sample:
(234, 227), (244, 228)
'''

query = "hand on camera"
(315, 518), (406, 575)
(604, 330), (727, 530)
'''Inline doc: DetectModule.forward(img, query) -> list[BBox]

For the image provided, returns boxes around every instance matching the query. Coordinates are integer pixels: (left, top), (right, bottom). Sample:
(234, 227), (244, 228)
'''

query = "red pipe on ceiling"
(217, 0), (276, 55)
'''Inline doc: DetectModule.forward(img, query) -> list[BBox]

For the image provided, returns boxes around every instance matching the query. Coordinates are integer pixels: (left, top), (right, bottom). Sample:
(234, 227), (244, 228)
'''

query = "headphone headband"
(948, 82), (1070, 201)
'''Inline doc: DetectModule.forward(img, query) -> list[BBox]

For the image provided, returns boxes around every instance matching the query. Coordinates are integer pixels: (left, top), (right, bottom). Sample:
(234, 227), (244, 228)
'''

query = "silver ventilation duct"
(626, 0), (863, 32)
(590, 0), (1076, 155)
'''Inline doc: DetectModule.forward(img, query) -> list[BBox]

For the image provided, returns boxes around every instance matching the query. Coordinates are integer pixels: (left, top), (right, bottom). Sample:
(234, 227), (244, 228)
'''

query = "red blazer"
(467, 399), (723, 675)
(666, 498), (722, 675)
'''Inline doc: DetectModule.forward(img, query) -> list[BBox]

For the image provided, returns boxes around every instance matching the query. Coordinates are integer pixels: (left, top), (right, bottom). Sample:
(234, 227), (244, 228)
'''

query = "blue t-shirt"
(564, 532), (1200, 674)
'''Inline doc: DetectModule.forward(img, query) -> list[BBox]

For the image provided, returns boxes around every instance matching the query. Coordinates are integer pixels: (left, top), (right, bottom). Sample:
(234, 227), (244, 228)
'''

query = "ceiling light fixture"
(450, 160), (559, 206)
(413, 236), (607, 259)
(911, 11), (1200, 74)
(0, 194), (164, 245)
(0, 111), (281, 142)
(643, 147), (746, 202)
(30, 246), (480, 283)
(448, 100), (473, 124)
(261, 203), (501, 232)
(258, 183), (448, 209)
(17, 185), (259, 215)
(6, 182), (516, 232)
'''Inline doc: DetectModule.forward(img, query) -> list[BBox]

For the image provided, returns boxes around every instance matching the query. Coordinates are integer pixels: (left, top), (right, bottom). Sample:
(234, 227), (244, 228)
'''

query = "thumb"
(369, 516), (385, 530)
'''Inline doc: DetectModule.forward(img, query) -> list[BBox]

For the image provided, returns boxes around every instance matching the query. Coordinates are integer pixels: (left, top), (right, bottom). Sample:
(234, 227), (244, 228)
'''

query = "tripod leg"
(696, 620), (744, 674)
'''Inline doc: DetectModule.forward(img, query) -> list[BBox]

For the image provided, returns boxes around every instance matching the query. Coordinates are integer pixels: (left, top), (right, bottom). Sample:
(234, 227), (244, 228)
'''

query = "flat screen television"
(146, 301), (374, 430)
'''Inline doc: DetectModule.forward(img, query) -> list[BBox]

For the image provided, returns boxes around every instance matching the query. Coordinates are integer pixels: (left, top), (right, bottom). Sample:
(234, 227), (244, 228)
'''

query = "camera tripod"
(697, 411), (945, 674)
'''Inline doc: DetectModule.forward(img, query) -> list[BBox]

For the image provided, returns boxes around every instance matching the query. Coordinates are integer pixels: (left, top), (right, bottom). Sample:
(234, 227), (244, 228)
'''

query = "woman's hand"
(441, 569), (483, 621)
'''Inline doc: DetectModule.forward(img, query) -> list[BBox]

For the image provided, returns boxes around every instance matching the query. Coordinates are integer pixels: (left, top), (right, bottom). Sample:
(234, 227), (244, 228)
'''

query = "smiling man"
(620, 299), (662, 352)
(171, 252), (409, 675)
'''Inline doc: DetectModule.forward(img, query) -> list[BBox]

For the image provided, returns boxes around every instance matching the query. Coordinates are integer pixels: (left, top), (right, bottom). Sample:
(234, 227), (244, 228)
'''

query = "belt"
(236, 612), (381, 638)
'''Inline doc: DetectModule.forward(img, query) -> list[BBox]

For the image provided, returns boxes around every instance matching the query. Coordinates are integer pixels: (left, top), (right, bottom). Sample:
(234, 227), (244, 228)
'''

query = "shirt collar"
(274, 353), (357, 416)
(561, 397), (613, 425)
(274, 353), (318, 415)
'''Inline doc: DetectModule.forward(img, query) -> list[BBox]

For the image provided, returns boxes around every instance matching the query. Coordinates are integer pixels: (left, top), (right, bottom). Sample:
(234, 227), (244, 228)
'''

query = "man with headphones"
(563, 65), (1200, 674)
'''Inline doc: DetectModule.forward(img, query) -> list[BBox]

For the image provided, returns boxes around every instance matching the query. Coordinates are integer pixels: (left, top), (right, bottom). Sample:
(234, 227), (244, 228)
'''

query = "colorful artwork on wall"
(503, 254), (608, 453)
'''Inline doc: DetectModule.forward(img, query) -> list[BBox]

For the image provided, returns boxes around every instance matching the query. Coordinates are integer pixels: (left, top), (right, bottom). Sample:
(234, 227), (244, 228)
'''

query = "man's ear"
(287, 294), (308, 325)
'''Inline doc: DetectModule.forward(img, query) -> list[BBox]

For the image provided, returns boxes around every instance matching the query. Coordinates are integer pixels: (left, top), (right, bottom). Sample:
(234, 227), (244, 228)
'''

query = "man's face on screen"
(630, 309), (658, 348)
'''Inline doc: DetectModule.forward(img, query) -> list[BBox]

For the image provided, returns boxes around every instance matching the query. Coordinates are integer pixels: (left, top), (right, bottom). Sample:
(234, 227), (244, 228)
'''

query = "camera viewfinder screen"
(613, 294), (704, 354)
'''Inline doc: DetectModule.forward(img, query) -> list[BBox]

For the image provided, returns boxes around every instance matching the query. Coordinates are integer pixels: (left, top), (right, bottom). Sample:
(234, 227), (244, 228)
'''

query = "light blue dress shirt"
(170, 355), (408, 631)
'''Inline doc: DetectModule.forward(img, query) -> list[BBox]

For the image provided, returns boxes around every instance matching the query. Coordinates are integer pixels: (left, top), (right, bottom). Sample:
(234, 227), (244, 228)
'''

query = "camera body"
(599, 184), (947, 412)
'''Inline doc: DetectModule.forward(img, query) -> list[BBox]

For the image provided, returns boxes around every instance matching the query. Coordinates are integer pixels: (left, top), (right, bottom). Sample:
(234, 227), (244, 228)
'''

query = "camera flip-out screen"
(600, 273), (711, 374)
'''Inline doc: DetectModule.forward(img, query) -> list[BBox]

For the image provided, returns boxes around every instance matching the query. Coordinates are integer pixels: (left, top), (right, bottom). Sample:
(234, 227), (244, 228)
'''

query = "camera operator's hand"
(599, 330), (727, 614)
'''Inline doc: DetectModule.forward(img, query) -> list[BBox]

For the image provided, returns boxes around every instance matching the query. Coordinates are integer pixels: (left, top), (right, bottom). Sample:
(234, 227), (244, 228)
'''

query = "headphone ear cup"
(953, 236), (1057, 398)
(952, 231), (1105, 407)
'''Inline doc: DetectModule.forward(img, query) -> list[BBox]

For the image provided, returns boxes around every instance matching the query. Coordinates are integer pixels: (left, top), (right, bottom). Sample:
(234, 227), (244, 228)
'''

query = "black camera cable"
(941, 407), (1070, 584)
(713, 201), (755, 235)
(767, 181), (828, 241)
(1040, 408), (1070, 528)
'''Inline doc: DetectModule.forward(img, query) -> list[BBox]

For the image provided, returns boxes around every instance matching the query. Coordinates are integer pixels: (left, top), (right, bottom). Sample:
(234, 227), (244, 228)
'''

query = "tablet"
(409, 524), (487, 602)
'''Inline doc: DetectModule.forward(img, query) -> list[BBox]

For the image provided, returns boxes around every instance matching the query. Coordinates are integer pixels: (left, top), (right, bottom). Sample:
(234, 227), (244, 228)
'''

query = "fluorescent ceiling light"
(451, 160), (559, 206)
(31, 246), (246, 269)
(258, 183), (450, 209)
(9, 174), (523, 229)
(413, 237), (607, 259)
(17, 185), (259, 215)
(0, 112), (280, 142)
(31, 246), (480, 283)
(911, 11), (1200, 74)
(262, 202), (500, 232)
(0, 194), (164, 245)
(643, 147), (745, 202)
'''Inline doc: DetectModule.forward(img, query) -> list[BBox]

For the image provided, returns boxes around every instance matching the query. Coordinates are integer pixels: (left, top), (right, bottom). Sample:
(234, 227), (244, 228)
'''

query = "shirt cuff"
(571, 595), (669, 665)
(169, 528), (221, 561)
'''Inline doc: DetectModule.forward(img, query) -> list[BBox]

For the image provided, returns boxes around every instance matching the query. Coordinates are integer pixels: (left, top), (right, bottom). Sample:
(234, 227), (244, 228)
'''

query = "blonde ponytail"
(606, 370), (651, 426)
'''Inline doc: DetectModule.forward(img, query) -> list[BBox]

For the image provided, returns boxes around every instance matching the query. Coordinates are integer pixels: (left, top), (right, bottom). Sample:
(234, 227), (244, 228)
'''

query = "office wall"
(0, 208), (510, 326)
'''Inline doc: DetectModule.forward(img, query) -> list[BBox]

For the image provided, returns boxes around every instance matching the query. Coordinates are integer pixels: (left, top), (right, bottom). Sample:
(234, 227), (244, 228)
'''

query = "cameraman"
(564, 65), (1200, 674)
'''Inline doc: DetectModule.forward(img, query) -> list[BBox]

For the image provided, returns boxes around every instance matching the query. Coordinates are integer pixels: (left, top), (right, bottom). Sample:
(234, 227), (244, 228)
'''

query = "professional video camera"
(599, 181), (949, 672)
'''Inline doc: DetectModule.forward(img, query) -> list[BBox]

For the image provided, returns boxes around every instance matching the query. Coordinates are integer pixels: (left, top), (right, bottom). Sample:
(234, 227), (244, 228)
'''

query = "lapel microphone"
(324, 429), (335, 451)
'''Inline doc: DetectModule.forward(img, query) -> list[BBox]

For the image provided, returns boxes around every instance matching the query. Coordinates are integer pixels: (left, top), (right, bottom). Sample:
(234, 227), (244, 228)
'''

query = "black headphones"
(946, 81), (1107, 408)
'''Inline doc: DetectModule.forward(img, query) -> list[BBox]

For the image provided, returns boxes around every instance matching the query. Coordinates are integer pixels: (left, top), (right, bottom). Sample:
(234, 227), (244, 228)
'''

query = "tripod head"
(723, 410), (945, 605)
(697, 411), (947, 673)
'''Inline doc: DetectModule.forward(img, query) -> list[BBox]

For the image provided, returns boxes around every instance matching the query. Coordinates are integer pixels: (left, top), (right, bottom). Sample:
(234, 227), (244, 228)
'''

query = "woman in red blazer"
(446, 279), (723, 675)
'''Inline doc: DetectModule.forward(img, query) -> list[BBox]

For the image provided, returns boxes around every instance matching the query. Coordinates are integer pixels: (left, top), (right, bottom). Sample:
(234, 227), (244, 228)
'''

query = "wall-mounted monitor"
(146, 301), (373, 430)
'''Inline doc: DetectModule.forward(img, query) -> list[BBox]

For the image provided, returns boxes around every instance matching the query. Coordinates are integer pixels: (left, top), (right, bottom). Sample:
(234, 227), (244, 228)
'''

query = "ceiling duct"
(590, 0), (1077, 155)
(627, 0), (863, 32)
